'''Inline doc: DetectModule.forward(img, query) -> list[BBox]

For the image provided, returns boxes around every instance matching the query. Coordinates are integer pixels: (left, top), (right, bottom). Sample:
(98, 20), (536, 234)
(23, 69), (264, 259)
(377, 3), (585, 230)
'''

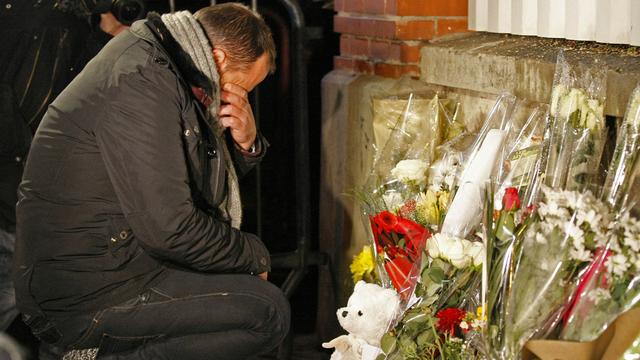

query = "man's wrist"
(235, 136), (261, 156)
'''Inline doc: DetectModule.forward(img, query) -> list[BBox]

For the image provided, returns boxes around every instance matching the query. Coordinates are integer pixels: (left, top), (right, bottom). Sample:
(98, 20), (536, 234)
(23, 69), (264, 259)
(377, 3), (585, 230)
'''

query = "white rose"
(427, 234), (443, 259)
(467, 241), (485, 267)
(441, 236), (469, 268)
(391, 159), (428, 185)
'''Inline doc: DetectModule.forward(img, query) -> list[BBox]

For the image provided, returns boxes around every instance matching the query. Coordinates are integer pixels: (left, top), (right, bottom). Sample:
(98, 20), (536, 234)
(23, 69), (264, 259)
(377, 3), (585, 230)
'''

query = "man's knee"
(253, 281), (290, 348)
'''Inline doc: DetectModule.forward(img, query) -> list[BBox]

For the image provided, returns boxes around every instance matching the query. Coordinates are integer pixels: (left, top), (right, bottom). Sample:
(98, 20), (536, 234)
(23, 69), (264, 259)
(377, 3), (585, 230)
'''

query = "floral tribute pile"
(343, 50), (640, 360)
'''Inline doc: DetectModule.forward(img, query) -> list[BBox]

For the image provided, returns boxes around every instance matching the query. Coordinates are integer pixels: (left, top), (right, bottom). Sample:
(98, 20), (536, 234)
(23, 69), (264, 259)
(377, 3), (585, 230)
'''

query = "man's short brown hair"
(195, 3), (276, 73)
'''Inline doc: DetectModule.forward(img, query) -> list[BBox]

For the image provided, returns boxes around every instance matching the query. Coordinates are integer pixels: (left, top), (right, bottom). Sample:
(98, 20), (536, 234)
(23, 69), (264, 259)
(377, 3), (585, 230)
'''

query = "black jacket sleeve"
(95, 57), (270, 275)
(230, 131), (269, 177)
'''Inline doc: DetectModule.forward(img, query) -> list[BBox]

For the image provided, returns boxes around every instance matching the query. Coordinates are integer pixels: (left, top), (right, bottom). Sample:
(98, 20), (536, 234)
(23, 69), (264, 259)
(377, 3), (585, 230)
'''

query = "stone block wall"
(333, 0), (469, 78)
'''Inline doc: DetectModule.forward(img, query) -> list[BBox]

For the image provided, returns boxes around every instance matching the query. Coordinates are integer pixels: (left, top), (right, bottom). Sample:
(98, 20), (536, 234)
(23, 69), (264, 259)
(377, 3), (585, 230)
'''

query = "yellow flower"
(438, 190), (450, 212)
(416, 190), (439, 225)
(350, 245), (377, 283)
(476, 305), (487, 321)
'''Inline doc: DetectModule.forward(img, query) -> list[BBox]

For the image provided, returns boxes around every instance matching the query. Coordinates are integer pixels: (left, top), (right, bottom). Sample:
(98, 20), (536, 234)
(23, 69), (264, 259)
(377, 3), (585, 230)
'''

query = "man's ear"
(212, 47), (228, 71)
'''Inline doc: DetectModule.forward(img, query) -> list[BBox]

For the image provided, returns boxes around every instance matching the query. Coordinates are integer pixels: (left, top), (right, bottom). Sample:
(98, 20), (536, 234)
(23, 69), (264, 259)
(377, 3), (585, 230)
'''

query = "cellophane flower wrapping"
(560, 211), (640, 342)
(481, 105), (548, 359)
(601, 84), (640, 212)
(504, 187), (611, 357)
(545, 50), (607, 192)
(557, 86), (640, 342)
(362, 94), (459, 306)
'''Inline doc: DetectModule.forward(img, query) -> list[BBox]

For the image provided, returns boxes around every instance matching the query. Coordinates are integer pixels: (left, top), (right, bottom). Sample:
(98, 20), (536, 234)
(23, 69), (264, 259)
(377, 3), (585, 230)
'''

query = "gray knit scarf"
(161, 11), (242, 229)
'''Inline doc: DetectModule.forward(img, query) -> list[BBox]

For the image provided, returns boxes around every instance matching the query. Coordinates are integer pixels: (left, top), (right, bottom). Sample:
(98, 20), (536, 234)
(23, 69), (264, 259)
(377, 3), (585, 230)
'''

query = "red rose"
(375, 211), (398, 233)
(435, 308), (467, 336)
(502, 187), (521, 212)
(393, 216), (422, 236)
(395, 217), (431, 256)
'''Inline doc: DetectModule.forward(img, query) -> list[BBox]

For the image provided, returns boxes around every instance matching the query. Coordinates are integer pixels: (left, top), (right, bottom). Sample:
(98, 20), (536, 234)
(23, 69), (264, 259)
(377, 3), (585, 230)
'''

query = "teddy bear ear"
(354, 280), (366, 291)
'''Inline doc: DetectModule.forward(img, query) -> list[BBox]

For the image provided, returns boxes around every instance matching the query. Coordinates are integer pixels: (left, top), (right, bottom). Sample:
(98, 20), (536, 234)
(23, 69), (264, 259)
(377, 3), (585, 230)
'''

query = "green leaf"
(431, 258), (447, 269)
(416, 330), (436, 348)
(381, 333), (397, 354)
(427, 266), (445, 283)
(496, 213), (517, 243)
(612, 282), (627, 301)
(426, 282), (442, 296)
(399, 336), (418, 355)
(406, 313), (429, 325)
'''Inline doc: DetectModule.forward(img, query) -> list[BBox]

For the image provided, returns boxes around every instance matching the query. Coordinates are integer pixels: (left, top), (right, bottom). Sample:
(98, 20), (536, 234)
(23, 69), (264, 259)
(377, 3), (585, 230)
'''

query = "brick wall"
(333, 0), (469, 78)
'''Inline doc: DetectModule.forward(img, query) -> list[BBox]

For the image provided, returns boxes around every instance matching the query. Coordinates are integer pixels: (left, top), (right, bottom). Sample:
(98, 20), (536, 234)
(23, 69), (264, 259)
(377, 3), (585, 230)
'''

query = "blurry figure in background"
(0, 0), (137, 356)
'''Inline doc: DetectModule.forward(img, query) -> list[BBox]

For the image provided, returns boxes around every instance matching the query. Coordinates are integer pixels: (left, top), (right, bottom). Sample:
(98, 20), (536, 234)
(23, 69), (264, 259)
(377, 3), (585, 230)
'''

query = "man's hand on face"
(258, 272), (268, 281)
(218, 83), (257, 151)
(99, 13), (128, 36)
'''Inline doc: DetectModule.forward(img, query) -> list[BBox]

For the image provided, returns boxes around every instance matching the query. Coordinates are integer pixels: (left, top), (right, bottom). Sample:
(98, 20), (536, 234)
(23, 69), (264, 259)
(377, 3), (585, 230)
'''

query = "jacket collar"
(130, 13), (213, 96)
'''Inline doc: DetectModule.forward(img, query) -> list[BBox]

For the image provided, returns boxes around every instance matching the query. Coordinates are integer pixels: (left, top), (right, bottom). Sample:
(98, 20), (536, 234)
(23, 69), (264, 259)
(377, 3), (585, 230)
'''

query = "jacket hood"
(130, 13), (213, 95)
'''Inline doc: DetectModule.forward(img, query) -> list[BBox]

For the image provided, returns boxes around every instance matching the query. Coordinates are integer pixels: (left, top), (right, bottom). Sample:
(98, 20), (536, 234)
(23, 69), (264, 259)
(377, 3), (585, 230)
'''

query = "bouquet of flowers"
(558, 84), (640, 342)
(559, 211), (640, 341)
(504, 186), (610, 356)
(480, 106), (549, 359)
(479, 51), (611, 358)
(377, 94), (522, 360)
(362, 94), (460, 302)
(545, 51), (607, 192)
(369, 209), (432, 299)
(420, 94), (520, 315)
(379, 302), (485, 360)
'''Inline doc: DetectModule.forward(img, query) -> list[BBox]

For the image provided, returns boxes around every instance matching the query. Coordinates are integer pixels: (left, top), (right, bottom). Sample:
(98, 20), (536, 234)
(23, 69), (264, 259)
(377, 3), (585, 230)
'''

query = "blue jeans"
(55, 269), (290, 360)
(0, 228), (18, 331)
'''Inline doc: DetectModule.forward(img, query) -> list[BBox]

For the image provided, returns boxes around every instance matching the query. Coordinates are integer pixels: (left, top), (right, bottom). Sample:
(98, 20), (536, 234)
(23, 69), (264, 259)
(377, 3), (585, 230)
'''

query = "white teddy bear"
(322, 281), (401, 360)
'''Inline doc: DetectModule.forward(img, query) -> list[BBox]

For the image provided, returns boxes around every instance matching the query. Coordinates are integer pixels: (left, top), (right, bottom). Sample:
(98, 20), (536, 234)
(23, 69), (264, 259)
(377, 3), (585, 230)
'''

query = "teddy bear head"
(336, 281), (401, 347)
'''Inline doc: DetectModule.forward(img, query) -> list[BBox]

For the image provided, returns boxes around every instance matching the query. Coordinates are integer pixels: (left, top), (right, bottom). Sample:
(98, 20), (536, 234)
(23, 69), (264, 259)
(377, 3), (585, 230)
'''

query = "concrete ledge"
(420, 32), (640, 117)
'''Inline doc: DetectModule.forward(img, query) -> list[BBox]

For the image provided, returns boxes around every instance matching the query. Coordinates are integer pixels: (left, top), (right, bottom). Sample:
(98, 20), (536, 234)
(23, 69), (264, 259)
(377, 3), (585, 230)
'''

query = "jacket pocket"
(181, 109), (226, 210)
(107, 216), (140, 266)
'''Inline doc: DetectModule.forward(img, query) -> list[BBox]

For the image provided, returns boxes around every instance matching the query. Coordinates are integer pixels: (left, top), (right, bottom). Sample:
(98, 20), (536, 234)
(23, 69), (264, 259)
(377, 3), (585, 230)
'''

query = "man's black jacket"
(13, 18), (271, 319)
